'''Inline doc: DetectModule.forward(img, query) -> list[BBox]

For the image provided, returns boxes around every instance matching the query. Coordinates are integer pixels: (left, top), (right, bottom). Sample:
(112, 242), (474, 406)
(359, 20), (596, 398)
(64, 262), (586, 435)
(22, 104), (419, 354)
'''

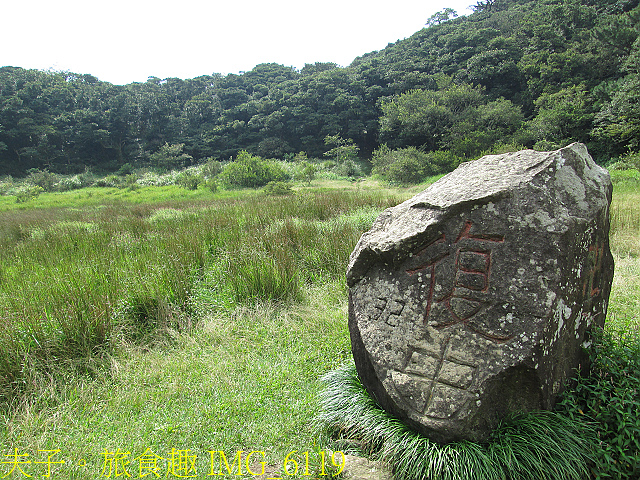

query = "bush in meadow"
(176, 170), (202, 190)
(219, 150), (288, 188)
(14, 185), (44, 202)
(263, 181), (293, 196)
(372, 146), (458, 185)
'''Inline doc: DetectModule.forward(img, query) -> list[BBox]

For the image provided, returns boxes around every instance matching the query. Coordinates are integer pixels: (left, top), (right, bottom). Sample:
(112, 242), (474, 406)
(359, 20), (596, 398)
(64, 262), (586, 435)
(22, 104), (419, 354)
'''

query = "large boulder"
(347, 143), (613, 443)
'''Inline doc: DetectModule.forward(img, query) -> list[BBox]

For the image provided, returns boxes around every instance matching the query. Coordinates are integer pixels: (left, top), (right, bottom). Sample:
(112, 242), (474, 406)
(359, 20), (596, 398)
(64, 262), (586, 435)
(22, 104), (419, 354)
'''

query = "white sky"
(2, 0), (474, 85)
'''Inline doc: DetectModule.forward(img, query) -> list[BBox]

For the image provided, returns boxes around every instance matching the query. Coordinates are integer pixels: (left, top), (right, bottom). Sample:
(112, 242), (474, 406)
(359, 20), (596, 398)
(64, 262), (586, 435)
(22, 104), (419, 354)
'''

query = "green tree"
(527, 85), (594, 147)
(379, 89), (452, 151)
(323, 135), (359, 163)
(301, 162), (317, 185)
(2, 0), (640, 172)
(379, 83), (523, 157)
(426, 8), (458, 27)
(447, 97), (525, 157)
(593, 75), (640, 152)
(593, 24), (640, 153)
(149, 143), (193, 170)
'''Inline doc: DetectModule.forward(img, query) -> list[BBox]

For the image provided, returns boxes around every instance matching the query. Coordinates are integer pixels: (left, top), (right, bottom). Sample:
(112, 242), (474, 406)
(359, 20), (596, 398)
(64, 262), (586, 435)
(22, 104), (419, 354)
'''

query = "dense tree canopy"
(1, 0), (639, 176)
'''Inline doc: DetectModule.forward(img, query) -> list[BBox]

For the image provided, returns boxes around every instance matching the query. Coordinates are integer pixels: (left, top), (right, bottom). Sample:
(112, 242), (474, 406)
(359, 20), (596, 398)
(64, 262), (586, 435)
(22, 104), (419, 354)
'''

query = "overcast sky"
(2, 0), (475, 85)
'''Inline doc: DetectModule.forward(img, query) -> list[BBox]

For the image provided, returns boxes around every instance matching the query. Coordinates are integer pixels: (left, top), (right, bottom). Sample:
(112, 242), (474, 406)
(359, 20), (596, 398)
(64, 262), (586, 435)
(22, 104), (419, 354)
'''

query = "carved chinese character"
(583, 243), (604, 299)
(406, 220), (507, 342)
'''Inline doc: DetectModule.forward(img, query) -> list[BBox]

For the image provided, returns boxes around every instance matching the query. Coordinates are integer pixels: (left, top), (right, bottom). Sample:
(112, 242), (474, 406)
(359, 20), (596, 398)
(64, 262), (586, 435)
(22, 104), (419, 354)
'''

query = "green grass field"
(607, 180), (640, 334)
(0, 177), (637, 479)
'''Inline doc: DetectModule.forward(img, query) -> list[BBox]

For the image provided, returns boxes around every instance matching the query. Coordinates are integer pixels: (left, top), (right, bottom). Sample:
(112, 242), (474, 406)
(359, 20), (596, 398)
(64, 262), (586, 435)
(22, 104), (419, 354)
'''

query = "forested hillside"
(1, 0), (639, 176)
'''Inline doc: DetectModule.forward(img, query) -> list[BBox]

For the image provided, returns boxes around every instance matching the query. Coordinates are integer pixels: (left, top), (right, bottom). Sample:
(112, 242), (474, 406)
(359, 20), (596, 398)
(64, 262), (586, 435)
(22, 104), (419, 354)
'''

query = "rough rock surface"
(341, 455), (393, 480)
(347, 143), (614, 443)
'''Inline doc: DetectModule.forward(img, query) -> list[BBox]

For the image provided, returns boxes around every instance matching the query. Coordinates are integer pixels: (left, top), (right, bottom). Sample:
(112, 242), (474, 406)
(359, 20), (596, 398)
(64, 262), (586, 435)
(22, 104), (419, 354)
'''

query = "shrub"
(372, 146), (459, 185)
(533, 140), (560, 151)
(480, 142), (528, 157)
(371, 144), (394, 174)
(219, 151), (288, 188)
(333, 159), (365, 178)
(74, 169), (96, 188)
(56, 175), (84, 191)
(263, 181), (293, 196)
(609, 169), (640, 184)
(293, 151), (309, 163)
(136, 171), (175, 187)
(323, 135), (359, 164)
(26, 168), (58, 192)
(385, 152), (430, 185)
(204, 178), (218, 192)
(14, 185), (44, 203)
(0, 176), (14, 196)
(201, 157), (222, 178)
(124, 174), (139, 190)
(94, 174), (123, 188)
(609, 152), (640, 171)
(116, 163), (135, 175)
(290, 160), (318, 185)
(621, 152), (640, 170)
(176, 170), (202, 190)
(301, 162), (317, 185)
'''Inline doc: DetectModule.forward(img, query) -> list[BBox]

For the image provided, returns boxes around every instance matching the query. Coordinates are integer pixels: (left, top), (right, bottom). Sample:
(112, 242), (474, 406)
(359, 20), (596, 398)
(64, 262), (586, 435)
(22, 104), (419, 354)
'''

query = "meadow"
(0, 175), (637, 479)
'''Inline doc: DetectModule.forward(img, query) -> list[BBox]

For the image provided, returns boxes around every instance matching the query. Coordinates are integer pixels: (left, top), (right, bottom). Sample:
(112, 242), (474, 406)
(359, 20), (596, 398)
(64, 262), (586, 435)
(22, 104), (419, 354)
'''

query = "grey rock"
(347, 143), (614, 443)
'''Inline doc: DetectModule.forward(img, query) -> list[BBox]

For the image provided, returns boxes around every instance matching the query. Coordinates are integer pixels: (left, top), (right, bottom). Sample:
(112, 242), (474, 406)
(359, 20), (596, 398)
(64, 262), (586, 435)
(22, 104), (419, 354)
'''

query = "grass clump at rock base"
(317, 363), (595, 480)
(318, 327), (640, 480)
